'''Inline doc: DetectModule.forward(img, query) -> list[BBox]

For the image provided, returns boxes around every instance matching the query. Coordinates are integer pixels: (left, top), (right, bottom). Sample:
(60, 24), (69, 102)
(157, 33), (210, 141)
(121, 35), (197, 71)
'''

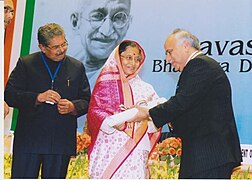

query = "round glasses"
(85, 11), (130, 29)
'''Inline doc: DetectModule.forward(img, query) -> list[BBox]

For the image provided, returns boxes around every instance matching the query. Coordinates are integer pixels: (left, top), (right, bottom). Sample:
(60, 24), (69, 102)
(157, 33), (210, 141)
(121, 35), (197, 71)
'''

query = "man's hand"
(127, 106), (150, 123)
(37, 89), (61, 104)
(57, 99), (76, 115)
(4, 101), (9, 118)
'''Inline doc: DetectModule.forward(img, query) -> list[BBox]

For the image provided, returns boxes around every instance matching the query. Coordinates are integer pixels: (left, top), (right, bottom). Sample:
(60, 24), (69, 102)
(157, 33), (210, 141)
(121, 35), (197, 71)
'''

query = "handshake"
(107, 97), (167, 127)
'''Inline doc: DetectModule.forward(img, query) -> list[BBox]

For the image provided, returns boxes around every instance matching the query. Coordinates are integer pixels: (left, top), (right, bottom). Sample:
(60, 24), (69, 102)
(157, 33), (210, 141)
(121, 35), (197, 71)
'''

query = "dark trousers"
(185, 163), (237, 179)
(11, 152), (71, 179)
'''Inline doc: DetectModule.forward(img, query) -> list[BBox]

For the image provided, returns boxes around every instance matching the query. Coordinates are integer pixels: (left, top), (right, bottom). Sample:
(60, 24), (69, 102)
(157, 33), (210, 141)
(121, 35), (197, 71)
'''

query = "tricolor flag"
(4, 0), (35, 152)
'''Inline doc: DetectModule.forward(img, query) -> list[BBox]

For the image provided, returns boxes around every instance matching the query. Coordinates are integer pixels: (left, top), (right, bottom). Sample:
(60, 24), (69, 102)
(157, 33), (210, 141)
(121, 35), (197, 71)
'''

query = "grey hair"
(37, 23), (65, 46)
(172, 28), (200, 50)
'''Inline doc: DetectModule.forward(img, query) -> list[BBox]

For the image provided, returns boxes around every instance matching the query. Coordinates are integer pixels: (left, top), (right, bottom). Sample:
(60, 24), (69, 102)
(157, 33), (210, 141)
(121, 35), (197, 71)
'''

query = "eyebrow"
(90, 8), (107, 14)
(111, 7), (129, 13)
(165, 49), (173, 55)
(4, 6), (15, 12)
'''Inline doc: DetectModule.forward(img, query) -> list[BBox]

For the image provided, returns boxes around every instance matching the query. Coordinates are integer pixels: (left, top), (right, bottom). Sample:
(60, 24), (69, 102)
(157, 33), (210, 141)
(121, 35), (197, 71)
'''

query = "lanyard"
(40, 52), (63, 89)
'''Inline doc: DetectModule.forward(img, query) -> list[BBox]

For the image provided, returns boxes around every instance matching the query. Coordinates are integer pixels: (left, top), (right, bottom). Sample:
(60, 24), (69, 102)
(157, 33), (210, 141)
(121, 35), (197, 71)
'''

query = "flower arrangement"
(76, 132), (91, 155)
(4, 133), (251, 179)
(4, 153), (12, 179)
(149, 137), (182, 179)
(66, 132), (91, 179)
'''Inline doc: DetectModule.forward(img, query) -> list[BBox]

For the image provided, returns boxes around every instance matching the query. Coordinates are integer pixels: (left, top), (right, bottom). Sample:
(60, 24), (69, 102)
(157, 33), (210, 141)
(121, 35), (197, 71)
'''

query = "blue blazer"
(5, 52), (91, 156)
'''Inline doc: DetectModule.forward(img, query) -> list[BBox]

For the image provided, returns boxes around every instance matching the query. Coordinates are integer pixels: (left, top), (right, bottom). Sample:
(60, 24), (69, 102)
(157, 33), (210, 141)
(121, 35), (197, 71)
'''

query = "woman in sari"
(87, 40), (161, 179)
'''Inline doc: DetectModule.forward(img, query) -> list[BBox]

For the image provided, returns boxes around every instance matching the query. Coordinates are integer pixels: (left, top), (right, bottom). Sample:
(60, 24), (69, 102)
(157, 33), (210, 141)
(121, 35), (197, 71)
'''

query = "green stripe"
(20, 0), (36, 56)
(10, 0), (36, 131)
(11, 108), (19, 131)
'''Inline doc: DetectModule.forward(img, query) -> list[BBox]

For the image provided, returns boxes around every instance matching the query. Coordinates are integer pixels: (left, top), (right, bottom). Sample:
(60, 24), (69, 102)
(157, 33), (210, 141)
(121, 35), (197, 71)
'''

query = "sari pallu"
(87, 40), (161, 178)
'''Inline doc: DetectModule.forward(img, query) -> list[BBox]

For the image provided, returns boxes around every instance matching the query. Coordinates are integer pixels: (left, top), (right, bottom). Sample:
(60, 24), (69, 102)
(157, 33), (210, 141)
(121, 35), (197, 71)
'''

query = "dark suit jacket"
(5, 52), (91, 156)
(149, 54), (242, 178)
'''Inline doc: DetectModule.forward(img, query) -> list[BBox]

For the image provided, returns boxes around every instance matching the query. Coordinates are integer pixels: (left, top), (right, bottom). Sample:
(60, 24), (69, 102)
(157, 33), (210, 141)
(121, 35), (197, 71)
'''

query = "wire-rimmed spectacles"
(85, 11), (130, 29)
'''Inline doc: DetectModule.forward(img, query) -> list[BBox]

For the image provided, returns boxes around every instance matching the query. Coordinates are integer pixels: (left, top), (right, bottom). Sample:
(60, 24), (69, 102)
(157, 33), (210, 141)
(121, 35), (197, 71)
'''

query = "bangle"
(122, 122), (127, 131)
(147, 111), (152, 121)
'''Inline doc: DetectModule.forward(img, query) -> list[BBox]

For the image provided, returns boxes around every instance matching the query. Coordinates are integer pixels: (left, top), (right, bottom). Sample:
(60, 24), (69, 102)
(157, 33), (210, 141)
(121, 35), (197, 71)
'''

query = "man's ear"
(38, 44), (46, 53)
(70, 12), (80, 30)
(183, 40), (191, 51)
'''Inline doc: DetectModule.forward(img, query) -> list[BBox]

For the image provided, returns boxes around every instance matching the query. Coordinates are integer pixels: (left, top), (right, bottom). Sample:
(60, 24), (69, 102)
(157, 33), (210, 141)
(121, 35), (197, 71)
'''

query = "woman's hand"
(113, 122), (127, 131)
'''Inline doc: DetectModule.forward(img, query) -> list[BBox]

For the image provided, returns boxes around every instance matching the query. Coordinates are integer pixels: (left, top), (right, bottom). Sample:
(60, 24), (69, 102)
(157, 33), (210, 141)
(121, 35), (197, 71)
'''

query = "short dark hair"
(37, 23), (65, 46)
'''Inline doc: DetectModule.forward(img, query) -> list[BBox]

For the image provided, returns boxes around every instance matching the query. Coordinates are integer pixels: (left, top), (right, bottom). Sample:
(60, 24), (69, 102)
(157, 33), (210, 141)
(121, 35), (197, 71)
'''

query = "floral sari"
(87, 40), (161, 179)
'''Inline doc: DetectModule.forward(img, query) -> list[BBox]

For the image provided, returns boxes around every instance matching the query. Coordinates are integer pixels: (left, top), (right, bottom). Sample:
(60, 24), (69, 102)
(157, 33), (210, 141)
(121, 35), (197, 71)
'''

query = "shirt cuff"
(100, 117), (116, 134)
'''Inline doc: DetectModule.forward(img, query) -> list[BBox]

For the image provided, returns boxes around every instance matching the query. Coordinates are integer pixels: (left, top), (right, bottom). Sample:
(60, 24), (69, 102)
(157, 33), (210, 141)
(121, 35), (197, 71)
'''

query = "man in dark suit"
(4, 23), (91, 178)
(133, 28), (242, 179)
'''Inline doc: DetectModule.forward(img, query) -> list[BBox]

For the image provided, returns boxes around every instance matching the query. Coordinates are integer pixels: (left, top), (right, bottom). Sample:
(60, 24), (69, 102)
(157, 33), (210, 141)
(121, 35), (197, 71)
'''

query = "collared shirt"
(185, 50), (203, 66)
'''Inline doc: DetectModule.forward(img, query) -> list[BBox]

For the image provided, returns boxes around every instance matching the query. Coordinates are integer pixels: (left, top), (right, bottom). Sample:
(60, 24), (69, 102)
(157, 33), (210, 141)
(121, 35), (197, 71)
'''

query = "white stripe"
(9, 0), (27, 73)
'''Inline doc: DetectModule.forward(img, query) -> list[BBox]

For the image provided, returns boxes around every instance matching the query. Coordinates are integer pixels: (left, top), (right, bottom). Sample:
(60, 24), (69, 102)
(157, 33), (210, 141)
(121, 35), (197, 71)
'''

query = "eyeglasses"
(46, 41), (68, 51)
(120, 55), (142, 62)
(4, 6), (15, 16)
(85, 11), (130, 29)
(165, 49), (173, 55)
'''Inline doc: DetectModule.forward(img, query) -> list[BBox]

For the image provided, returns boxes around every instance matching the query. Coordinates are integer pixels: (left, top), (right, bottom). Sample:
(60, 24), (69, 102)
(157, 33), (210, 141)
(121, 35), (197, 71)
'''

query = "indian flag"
(4, 0), (35, 153)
